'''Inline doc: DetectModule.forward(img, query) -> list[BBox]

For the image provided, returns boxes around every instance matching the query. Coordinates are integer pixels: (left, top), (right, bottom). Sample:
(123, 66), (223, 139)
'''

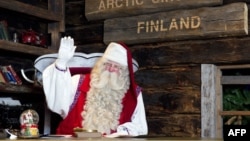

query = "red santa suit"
(42, 40), (148, 137)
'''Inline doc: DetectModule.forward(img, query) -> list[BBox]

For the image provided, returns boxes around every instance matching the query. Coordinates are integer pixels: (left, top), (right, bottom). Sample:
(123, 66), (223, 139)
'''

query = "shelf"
(0, 0), (63, 22)
(0, 82), (43, 94)
(0, 40), (57, 56)
(0, 0), (63, 133)
(220, 111), (250, 116)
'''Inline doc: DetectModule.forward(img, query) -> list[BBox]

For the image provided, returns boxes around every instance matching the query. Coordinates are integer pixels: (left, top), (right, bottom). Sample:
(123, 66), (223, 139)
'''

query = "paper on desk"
(41, 134), (73, 138)
(0, 97), (21, 106)
(104, 132), (132, 138)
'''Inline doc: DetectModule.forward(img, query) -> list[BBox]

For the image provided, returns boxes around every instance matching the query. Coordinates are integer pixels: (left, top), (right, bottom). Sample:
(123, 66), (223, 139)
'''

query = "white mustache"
(92, 70), (126, 90)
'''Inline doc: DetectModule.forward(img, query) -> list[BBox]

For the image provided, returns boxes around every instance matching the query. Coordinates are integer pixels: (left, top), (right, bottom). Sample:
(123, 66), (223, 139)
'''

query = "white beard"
(81, 69), (129, 134)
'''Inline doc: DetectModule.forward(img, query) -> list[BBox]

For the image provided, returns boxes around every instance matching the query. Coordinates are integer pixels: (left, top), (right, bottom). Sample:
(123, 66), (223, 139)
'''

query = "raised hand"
(56, 36), (76, 69)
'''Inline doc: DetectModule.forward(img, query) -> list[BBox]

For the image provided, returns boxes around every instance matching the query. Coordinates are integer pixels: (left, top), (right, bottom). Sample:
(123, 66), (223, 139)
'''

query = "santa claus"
(42, 37), (148, 137)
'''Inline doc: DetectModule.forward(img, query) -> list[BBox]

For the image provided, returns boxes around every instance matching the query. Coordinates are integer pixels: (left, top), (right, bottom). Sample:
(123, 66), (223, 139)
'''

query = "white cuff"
(55, 59), (67, 70)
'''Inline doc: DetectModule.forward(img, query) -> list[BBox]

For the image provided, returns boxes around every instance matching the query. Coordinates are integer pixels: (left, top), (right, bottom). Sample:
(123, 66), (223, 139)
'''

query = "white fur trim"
(102, 42), (127, 66)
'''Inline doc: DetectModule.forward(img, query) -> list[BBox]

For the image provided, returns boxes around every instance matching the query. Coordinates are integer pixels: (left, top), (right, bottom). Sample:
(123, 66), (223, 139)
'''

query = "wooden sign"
(85, 0), (222, 21)
(104, 2), (248, 45)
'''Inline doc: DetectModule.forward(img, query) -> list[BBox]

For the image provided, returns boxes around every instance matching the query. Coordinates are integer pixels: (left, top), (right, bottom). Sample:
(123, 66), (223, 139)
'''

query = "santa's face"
(103, 60), (122, 74)
(92, 60), (127, 90)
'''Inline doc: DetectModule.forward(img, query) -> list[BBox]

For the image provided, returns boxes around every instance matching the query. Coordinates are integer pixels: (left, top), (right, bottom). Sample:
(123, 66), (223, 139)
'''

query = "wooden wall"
(64, 0), (250, 137)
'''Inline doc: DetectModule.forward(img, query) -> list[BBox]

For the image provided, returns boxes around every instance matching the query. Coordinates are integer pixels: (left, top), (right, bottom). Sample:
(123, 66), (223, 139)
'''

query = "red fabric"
(117, 42), (138, 124)
(69, 67), (92, 75)
(56, 92), (85, 134)
(56, 74), (139, 135)
(56, 75), (90, 135)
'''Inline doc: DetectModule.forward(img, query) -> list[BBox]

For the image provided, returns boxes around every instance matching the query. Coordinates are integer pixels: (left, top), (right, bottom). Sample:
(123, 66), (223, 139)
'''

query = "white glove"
(56, 36), (76, 70)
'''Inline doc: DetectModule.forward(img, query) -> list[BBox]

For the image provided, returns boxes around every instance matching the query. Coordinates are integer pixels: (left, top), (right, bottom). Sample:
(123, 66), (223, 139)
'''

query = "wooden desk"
(1, 137), (223, 141)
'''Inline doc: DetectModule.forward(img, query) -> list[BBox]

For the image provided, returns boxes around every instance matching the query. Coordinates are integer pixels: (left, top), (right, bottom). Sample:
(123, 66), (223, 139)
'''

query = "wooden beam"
(0, 0), (63, 21)
(0, 40), (57, 56)
(48, 0), (65, 50)
(220, 111), (250, 116)
(222, 76), (250, 84)
(85, 0), (222, 21)
(104, 2), (248, 45)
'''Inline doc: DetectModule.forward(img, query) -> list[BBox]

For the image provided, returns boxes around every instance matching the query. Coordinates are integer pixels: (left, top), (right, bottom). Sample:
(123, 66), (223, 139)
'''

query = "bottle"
(13, 32), (19, 43)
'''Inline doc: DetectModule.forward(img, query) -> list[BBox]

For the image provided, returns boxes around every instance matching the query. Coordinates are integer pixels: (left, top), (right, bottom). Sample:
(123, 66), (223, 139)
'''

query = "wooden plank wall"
(64, 0), (250, 137)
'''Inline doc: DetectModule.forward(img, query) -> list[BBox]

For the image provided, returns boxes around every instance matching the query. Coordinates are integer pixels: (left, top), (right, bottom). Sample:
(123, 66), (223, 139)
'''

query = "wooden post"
(48, 0), (65, 50)
(201, 64), (223, 138)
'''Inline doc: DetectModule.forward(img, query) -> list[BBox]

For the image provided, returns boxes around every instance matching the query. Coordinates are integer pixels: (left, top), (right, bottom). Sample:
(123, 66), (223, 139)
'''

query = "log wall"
(64, 0), (250, 137)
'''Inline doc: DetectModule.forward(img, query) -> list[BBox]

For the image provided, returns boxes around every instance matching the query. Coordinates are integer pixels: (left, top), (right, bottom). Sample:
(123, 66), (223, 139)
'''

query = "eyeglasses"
(103, 61), (122, 73)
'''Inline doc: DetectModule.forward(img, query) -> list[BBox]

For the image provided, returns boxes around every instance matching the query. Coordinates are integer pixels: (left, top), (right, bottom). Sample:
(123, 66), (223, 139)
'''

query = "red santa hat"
(102, 42), (139, 100)
(102, 42), (128, 66)
(103, 42), (139, 124)
(102, 42), (137, 95)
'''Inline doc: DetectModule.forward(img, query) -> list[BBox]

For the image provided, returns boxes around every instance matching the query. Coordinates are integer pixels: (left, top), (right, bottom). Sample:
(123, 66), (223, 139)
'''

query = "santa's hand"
(56, 36), (76, 69)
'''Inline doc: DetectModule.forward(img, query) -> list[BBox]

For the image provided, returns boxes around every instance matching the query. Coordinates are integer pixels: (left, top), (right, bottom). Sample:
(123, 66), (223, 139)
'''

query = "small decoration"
(19, 109), (39, 138)
(21, 28), (47, 47)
